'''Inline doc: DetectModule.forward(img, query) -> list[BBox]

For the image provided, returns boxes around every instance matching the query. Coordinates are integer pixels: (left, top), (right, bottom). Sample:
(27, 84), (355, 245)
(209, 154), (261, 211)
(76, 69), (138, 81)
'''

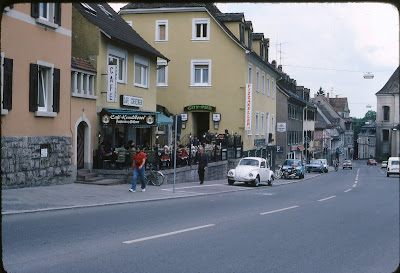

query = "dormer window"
(260, 42), (264, 59)
(248, 30), (253, 50)
(239, 23), (245, 44)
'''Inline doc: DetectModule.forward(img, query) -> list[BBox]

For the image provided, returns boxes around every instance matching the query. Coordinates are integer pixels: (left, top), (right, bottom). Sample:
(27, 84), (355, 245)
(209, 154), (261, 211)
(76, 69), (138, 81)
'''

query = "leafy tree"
(352, 110), (377, 138)
(364, 110), (376, 122)
(316, 87), (325, 96)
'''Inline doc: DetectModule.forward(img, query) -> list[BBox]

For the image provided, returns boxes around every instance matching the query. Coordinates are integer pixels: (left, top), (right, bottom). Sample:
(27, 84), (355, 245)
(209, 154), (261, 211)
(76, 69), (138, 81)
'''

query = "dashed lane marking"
(260, 206), (299, 215)
(317, 195), (336, 202)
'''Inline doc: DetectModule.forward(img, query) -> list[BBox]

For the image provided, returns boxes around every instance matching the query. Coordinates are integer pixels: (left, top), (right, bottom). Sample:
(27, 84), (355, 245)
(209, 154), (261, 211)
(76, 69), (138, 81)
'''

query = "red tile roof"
(71, 57), (96, 72)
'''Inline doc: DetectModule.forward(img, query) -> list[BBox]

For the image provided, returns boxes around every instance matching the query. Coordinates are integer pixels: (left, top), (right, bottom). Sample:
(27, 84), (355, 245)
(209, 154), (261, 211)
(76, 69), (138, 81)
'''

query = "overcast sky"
(110, 2), (399, 118)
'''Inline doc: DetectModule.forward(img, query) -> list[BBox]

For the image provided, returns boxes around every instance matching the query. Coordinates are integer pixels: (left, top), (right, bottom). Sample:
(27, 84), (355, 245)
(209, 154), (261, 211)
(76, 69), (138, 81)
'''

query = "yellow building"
(120, 3), (279, 156)
(72, 3), (171, 158)
(1, 3), (74, 188)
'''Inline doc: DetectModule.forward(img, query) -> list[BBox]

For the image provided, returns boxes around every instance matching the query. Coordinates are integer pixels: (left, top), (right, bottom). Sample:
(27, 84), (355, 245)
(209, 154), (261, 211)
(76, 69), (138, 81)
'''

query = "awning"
(157, 113), (173, 126)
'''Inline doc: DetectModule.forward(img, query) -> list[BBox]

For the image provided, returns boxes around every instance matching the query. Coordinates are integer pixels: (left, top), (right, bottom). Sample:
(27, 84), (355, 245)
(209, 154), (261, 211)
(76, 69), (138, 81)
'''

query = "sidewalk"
(1, 170), (327, 215)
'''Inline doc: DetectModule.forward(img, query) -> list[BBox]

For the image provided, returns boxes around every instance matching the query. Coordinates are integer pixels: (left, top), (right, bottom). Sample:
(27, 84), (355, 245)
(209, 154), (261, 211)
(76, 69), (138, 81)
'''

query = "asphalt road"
(2, 160), (399, 273)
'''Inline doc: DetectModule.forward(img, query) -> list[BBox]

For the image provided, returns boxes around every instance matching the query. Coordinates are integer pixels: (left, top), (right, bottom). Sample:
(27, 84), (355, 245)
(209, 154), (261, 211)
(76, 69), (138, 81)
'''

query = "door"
(259, 159), (269, 182)
(77, 122), (85, 169)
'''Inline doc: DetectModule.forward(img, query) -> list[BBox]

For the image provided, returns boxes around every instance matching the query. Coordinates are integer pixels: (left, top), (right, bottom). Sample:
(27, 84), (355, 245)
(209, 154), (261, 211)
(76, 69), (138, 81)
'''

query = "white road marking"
(317, 195), (336, 202)
(353, 184), (357, 188)
(344, 189), (352, 193)
(123, 224), (215, 244)
(260, 206), (299, 215)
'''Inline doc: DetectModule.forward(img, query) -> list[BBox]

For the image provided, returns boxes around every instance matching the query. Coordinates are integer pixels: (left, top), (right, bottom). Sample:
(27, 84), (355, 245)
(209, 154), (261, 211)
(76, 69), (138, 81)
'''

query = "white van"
(387, 157), (400, 177)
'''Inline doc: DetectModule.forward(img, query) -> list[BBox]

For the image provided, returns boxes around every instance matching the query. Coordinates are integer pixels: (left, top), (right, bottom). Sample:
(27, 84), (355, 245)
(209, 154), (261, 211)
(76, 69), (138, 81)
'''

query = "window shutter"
(53, 68), (60, 113)
(54, 3), (62, 26)
(31, 3), (39, 18)
(29, 63), (39, 112)
(3, 58), (13, 110)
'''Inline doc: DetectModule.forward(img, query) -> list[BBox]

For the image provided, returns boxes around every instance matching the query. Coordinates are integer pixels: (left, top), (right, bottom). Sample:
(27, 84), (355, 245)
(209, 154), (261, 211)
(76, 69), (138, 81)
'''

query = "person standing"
(129, 146), (147, 192)
(195, 146), (209, 184)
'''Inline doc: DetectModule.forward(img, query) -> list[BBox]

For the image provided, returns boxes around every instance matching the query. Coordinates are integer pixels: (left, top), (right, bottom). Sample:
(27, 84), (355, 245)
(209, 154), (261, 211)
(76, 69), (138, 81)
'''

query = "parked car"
(381, 161), (388, 168)
(306, 159), (324, 173)
(317, 158), (328, 173)
(281, 159), (305, 179)
(227, 157), (274, 186)
(342, 160), (353, 169)
(367, 159), (377, 165)
(387, 157), (400, 177)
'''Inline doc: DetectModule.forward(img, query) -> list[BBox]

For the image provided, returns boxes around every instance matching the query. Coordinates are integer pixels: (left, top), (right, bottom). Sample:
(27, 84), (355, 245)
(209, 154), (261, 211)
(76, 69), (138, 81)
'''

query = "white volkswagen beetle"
(227, 157), (274, 186)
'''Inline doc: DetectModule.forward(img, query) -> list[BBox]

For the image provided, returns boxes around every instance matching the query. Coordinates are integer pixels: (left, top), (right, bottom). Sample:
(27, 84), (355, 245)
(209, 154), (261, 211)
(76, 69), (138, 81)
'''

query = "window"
(248, 30), (253, 50)
(239, 23), (245, 44)
(272, 78), (275, 98)
(261, 112), (265, 135)
(191, 60), (211, 87)
(31, 3), (61, 28)
(266, 112), (270, 138)
(382, 129), (389, 141)
(262, 72), (265, 95)
(271, 114), (275, 134)
(134, 55), (150, 88)
(255, 112), (259, 135)
(260, 42), (264, 59)
(256, 68), (260, 93)
(157, 60), (168, 87)
(383, 106), (390, 122)
(29, 60), (60, 117)
(1, 52), (13, 115)
(267, 75), (270, 96)
(192, 18), (210, 41)
(156, 20), (168, 42)
(71, 69), (96, 99)
(108, 46), (127, 84)
(248, 63), (252, 84)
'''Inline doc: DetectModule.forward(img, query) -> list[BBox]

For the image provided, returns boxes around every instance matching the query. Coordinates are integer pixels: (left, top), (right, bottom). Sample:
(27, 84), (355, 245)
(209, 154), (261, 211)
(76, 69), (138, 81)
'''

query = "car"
(367, 159), (377, 165)
(342, 160), (353, 169)
(281, 159), (305, 179)
(317, 158), (328, 173)
(227, 157), (274, 187)
(387, 157), (400, 177)
(306, 159), (325, 173)
(381, 161), (388, 168)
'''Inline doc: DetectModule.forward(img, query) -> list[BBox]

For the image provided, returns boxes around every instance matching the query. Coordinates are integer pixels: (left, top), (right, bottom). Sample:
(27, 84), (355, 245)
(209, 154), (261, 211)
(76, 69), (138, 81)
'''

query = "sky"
(109, 2), (399, 118)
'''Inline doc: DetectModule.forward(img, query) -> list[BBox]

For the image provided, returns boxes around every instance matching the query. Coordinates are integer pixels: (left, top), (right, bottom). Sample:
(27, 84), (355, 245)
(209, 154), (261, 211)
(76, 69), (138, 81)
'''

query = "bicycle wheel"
(145, 172), (157, 186)
(152, 171), (165, 186)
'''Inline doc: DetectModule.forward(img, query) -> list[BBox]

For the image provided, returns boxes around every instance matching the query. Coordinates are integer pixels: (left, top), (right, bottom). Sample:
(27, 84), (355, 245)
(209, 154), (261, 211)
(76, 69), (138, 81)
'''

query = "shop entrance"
(192, 112), (209, 142)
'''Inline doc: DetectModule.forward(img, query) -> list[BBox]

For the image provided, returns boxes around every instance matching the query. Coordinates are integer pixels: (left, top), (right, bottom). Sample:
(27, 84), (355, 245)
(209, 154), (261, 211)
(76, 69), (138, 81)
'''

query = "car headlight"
(249, 173), (253, 178)
(228, 171), (234, 176)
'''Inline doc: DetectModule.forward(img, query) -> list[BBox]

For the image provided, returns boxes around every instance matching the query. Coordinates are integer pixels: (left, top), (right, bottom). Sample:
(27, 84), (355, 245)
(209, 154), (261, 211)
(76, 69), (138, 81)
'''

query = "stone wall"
(1, 136), (74, 189)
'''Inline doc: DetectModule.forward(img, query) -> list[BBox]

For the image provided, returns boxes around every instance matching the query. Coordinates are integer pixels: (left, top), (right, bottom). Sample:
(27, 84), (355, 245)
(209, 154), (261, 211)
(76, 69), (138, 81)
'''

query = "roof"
(252, 33), (264, 40)
(73, 3), (168, 61)
(329, 97), (348, 112)
(376, 66), (399, 95)
(215, 13), (244, 22)
(71, 57), (96, 72)
(315, 112), (330, 129)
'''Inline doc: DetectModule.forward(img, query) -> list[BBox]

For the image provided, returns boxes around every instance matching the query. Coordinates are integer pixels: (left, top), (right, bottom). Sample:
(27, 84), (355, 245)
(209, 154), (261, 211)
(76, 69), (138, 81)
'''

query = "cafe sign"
(121, 95), (143, 108)
(184, 105), (216, 112)
(245, 84), (252, 131)
(101, 113), (157, 125)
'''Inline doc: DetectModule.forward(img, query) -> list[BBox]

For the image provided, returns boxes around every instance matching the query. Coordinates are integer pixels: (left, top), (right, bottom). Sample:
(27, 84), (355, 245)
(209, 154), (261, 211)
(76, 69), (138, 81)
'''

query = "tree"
(364, 110), (376, 122)
(316, 87), (325, 96)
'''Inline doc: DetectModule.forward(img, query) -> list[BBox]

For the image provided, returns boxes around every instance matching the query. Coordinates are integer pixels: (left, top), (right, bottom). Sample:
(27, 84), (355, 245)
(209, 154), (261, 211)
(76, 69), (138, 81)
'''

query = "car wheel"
(268, 176), (273, 186)
(254, 176), (260, 187)
(350, 167), (352, 169)
(228, 179), (234, 186)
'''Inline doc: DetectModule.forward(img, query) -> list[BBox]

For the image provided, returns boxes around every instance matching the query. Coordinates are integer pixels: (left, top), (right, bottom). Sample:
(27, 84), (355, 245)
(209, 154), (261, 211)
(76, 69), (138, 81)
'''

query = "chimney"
(278, 64), (282, 71)
(271, 60), (276, 68)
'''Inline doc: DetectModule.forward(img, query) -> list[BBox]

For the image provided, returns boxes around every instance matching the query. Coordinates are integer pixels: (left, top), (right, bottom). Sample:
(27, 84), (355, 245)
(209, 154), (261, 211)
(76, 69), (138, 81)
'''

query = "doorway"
(77, 122), (85, 169)
(192, 112), (210, 142)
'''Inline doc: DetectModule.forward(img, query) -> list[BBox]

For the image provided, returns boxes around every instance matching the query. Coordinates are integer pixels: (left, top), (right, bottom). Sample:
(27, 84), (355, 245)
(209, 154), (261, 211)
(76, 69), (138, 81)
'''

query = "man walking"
(195, 146), (209, 184)
(129, 146), (147, 192)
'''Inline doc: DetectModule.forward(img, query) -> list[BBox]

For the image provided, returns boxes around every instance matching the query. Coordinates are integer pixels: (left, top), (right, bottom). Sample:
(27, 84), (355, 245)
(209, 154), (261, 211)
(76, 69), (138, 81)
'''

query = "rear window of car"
(310, 160), (321, 164)
(239, 159), (259, 166)
(344, 160), (351, 163)
(283, 160), (295, 165)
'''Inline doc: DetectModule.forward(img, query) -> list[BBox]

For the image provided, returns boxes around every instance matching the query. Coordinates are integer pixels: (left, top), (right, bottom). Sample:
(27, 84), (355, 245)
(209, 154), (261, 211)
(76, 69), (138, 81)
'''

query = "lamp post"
(189, 133), (192, 166)
(97, 132), (101, 169)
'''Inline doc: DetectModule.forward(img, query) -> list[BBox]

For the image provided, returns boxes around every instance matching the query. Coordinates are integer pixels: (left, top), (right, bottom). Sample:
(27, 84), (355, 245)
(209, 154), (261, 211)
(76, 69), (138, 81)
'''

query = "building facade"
(357, 121), (376, 159)
(375, 67), (399, 160)
(119, 3), (280, 157)
(1, 3), (74, 188)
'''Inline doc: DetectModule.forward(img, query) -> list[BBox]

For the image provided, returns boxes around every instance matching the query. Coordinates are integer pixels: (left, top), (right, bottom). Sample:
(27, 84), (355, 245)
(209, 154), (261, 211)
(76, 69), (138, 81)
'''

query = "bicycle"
(274, 165), (283, 179)
(145, 163), (165, 186)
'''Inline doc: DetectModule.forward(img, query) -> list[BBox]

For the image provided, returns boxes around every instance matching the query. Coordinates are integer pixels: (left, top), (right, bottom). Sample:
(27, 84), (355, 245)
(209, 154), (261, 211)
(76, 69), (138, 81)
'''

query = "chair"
(115, 150), (127, 169)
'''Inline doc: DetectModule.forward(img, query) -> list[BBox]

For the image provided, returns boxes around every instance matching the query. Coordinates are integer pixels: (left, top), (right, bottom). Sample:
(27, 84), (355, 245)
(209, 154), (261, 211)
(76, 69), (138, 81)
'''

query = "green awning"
(157, 113), (173, 125)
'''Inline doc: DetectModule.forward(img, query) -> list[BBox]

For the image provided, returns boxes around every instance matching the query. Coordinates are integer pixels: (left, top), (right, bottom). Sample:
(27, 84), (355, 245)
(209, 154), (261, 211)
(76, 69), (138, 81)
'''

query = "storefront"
(98, 108), (173, 149)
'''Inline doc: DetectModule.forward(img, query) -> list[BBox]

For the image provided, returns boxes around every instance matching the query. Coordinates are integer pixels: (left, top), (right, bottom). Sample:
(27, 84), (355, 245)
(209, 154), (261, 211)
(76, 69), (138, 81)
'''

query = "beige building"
(72, 3), (170, 164)
(1, 3), (74, 188)
(120, 3), (279, 155)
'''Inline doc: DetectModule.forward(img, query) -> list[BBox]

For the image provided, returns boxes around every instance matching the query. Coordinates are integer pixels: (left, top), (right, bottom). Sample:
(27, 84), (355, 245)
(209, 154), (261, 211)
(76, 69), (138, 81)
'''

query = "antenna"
(275, 41), (288, 67)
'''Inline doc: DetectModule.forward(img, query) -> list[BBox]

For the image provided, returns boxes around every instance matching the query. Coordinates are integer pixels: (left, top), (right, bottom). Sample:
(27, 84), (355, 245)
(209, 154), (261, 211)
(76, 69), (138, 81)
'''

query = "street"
(2, 160), (399, 273)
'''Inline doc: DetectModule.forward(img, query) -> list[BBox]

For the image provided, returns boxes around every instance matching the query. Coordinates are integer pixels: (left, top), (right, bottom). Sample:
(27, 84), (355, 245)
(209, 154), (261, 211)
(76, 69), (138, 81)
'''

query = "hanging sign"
(121, 95), (143, 107)
(107, 64), (117, 103)
(245, 84), (252, 130)
(184, 105), (216, 112)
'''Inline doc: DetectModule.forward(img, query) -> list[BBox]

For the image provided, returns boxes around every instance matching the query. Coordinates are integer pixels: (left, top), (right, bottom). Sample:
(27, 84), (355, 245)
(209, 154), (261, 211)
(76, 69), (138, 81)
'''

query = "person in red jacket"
(129, 146), (147, 192)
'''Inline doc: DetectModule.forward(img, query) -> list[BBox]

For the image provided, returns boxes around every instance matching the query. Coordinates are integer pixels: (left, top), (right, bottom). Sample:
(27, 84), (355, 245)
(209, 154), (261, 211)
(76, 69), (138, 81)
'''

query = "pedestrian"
(127, 140), (135, 151)
(193, 135), (200, 147)
(195, 146), (209, 184)
(129, 146), (147, 192)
